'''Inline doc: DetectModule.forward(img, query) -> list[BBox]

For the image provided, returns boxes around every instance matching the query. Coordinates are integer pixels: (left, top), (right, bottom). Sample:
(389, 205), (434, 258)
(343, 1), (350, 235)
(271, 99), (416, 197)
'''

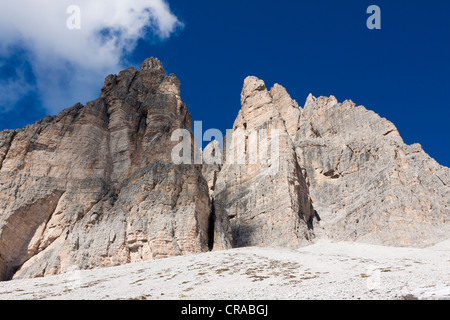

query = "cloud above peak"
(0, 0), (182, 116)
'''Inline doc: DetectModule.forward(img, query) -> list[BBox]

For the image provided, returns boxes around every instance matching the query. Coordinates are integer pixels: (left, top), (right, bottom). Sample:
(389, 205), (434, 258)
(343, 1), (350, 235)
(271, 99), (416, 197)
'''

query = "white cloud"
(0, 0), (182, 114)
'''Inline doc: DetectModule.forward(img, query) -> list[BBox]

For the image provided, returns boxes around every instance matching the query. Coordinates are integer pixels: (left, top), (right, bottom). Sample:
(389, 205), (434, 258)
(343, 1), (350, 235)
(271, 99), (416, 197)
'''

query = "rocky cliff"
(0, 58), (231, 281)
(0, 58), (448, 280)
(211, 77), (448, 249)
(295, 94), (449, 247)
(213, 77), (315, 248)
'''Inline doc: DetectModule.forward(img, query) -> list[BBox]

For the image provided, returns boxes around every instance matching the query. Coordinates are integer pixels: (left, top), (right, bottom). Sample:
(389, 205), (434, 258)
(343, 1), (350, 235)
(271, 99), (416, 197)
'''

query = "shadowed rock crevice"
(208, 199), (216, 251)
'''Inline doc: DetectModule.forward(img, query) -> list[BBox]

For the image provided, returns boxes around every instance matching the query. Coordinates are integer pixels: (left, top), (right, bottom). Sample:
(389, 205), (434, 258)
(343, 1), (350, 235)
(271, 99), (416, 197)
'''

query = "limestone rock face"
(213, 77), (315, 248)
(0, 58), (225, 280)
(0, 58), (448, 281)
(295, 94), (450, 247)
(215, 77), (449, 249)
(201, 140), (233, 251)
(202, 140), (222, 197)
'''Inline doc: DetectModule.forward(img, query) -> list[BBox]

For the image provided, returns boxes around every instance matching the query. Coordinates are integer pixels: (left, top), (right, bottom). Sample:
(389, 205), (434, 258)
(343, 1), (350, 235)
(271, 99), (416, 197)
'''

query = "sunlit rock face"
(294, 94), (449, 247)
(0, 58), (230, 280)
(213, 76), (315, 249)
(0, 58), (448, 281)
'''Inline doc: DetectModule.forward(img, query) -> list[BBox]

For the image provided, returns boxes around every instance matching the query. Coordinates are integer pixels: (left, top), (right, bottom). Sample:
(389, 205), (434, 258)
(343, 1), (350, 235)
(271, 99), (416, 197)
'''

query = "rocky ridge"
(0, 58), (448, 281)
(295, 94), (449, 246)
(0, 58), (231, 281)
(213, 76), (315, 248)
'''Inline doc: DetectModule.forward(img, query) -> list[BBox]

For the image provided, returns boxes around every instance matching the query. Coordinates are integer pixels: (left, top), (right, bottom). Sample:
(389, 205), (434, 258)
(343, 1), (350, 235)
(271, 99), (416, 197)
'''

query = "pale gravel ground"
(0, 239), (449, 300)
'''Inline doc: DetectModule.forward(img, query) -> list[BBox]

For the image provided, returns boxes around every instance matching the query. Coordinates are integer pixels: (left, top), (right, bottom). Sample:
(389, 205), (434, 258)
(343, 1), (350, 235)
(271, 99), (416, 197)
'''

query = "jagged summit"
(0, 58), (448, 281)
(140, 57), (165, 72)
(0, 58), (229, 281)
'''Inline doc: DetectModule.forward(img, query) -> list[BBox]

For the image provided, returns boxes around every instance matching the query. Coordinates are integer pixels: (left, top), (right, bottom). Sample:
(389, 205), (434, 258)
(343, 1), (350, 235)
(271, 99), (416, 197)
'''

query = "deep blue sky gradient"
(1, 0), (449, 166)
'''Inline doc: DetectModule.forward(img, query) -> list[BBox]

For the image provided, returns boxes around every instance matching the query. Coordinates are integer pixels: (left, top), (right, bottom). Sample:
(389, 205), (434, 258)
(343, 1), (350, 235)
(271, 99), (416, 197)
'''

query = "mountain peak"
(0, 59), (448, 282)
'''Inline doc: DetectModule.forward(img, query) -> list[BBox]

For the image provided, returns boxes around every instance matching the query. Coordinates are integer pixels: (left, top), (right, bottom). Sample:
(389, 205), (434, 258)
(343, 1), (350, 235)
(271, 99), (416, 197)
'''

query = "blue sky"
(0, 0), (449, 167)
